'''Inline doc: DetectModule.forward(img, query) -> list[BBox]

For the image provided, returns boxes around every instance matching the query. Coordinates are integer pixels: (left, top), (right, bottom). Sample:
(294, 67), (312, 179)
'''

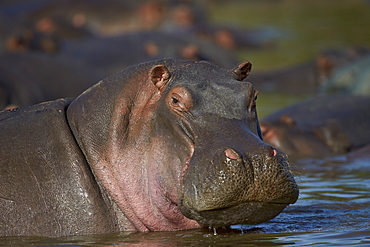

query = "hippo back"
(0, 99), (127, 236)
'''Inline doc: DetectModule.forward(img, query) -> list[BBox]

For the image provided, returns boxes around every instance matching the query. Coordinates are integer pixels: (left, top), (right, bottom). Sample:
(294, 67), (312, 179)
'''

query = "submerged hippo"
(249, 47), (370, 95)
(261, 95), (370, 158)
(320, 55), (370, 95)
(0, 59), (298, 237)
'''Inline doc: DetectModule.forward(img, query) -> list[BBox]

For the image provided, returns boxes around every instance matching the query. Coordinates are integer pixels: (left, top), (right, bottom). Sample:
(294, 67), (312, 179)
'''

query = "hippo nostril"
(269, 147), (277, 157)
(224, 148), (240, 160)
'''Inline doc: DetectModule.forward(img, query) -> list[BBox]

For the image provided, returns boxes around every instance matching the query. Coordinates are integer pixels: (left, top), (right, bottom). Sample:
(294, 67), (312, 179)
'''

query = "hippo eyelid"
(171, 95), (180, 106)
(168, 87), (193, 113)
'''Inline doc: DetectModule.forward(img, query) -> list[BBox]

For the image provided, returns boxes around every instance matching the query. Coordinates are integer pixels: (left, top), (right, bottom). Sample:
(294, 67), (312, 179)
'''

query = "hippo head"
(260, 115), (351, 158)
(67, 59), (298, 231)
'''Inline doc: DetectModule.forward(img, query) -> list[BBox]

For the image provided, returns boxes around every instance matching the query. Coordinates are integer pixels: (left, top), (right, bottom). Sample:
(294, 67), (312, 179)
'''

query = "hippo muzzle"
(178, 115), (299, 227)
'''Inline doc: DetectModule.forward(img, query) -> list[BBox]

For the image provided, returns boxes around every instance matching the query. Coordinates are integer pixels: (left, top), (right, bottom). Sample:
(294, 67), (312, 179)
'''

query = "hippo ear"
(316, 54), (335, 82)
(150, 65), (171, 90)
(231, 61), (252, 81)
(280, 115), (296, 126)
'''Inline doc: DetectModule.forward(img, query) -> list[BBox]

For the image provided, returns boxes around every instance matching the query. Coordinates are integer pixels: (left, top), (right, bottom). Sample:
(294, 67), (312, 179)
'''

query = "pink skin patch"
(224, 148), (240, 160)
(225, 147), (276, 160)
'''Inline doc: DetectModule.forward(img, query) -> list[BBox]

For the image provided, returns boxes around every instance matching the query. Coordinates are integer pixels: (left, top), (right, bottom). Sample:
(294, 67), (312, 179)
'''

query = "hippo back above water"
(0, 59), (298, 237)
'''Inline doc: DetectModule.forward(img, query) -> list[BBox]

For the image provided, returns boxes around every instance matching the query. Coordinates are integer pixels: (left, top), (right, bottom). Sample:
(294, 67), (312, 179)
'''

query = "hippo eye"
(171, 97), (179, 106)
(168, 86), (193, 113)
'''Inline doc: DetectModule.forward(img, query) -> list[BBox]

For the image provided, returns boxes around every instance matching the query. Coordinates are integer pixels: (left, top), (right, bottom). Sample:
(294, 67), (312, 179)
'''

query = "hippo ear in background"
(231, 61), (252, 81)
(280, 115), (296, 126)
(150, 65), (171, 91)
(316, 54), (335, 80)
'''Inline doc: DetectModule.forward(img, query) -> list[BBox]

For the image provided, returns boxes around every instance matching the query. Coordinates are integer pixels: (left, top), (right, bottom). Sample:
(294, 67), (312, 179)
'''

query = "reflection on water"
(1, 158), (369, 246)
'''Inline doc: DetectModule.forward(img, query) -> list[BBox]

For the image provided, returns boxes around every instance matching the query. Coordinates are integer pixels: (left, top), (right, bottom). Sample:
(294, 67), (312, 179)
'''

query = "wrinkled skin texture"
(260, 95), (370, 158)
(0, 59), (298, 237)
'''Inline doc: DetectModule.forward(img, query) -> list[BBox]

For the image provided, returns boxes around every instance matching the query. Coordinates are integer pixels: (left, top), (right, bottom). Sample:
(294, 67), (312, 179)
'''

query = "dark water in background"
(1, 0), (370, 246)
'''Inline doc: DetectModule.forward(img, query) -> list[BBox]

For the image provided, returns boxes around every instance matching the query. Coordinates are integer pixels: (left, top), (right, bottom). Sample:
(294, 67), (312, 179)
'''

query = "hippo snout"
(179, 143), (299, 228)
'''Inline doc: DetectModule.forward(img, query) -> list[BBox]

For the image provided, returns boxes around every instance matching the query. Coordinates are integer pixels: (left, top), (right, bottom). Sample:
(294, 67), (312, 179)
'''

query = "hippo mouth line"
(184, 201), (290, 227)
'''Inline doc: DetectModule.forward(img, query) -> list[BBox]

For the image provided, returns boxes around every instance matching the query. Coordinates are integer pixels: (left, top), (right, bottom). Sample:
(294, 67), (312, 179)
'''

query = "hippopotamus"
(0, 59), (298, 237)
(249, 47), (370, 95)
(0, 31), (238, 109)
(0, 51), (98, 109)
(320, 55), (370, 95)
(260, 95), (370, 158)
(57, 30), (239, 77)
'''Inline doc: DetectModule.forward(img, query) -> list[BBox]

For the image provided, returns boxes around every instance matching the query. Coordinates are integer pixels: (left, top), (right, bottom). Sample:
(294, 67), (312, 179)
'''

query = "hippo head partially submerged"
(68, 59), (299, 231)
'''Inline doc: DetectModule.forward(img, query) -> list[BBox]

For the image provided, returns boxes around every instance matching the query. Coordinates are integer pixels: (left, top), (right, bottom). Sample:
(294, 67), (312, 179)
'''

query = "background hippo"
(0, 51), (98, 109)
(260, 95), (370, 158)
(57, 30), (239, 77)
(0, 30), (239, 109)
(320, 54), (370, 95)
(0, 59), (298, 237)
(248, 47), (369, 95)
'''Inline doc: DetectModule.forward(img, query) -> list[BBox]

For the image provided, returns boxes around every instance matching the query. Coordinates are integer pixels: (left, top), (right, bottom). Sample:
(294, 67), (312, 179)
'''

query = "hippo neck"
(67, 72), (198, 230)
(95, 109), (199, 231)
(66, 59), (205, 231)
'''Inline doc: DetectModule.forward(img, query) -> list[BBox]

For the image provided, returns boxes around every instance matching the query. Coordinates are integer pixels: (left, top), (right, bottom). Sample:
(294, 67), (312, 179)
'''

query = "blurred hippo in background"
(0, 0), (95, 53)
(0, 59), (298, 237)
(56, 30), (239, 77)
(0, 51), (98, 109)
(295, 144), (370, 175)
(260, 95), (370, 159)
(249, 47), (370, 95)
(0, 0), (202, 52)
(7, 0), (168, 37)
(320, 55), (370, 95)
(0, 30), (239, 109)
(1, 0), (280, 53)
